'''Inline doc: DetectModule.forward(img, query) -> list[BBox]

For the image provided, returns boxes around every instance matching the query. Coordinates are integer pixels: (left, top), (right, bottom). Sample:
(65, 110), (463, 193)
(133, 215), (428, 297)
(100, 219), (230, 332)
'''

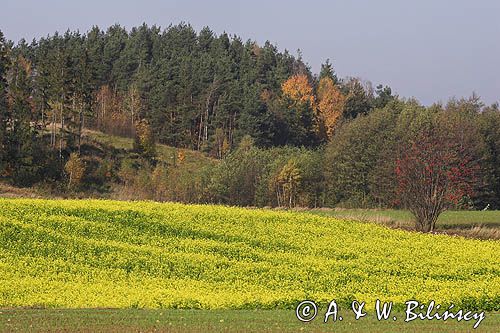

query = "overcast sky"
(1, 0), (499, 105)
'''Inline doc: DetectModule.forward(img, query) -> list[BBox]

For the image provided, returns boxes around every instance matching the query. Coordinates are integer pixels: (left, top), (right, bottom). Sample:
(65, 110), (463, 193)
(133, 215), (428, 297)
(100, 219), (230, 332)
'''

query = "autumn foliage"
(95, 85), (141, 137)
(134, 119), (156, 159)
(65, 153), (85, 189)
(281, 74), (346, 142)
(395, 121), (480, 232)
(317, 77), (346, 140)
(281, 74), (315, 107)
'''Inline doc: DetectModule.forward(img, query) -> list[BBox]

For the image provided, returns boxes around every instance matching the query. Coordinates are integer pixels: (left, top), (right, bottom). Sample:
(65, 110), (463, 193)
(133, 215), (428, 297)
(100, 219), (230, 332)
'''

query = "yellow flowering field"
(0, 199), (498, 310)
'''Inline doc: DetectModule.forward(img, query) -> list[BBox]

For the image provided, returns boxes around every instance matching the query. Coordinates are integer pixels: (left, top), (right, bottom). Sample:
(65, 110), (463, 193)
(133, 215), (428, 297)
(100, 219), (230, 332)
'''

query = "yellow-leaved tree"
(273, 159), (302, 208)
(317, 76), (346, 141)
(281, 74), (318, 145)
(134, 119), (156, 159)
(65, 153), (85, 189)
(281, 74), (315, 107)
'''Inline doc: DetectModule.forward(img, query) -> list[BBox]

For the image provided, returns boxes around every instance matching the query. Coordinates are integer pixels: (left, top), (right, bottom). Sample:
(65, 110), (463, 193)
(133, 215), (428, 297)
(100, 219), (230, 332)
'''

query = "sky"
(1, 0), (500, 105)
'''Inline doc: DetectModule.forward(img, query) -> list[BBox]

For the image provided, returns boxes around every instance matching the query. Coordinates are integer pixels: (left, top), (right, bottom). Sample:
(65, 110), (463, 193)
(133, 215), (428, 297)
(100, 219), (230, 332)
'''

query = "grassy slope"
(83, 129), (214, 168)
(0, 199), (498, 310)
(83, 129), (216, 201)
(0, 183), (40, 199)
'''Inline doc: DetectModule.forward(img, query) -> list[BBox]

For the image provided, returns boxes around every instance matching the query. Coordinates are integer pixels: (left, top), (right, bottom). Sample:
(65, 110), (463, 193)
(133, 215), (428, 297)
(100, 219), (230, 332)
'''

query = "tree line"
(0, 24), (392, 184)
(1, 24), (499, 229)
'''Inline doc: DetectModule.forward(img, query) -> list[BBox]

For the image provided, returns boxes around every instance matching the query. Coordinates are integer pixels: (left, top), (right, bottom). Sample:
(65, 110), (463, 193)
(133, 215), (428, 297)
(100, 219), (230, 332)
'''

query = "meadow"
(306, 209), (500, 239)
(0, 198), (498, 311)
(1, 309), (499, 332)
(307, 209), (500, 228)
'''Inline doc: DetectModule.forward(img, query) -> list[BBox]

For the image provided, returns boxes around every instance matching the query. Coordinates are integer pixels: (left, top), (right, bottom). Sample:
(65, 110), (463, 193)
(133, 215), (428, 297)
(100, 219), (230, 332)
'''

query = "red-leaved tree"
(395, 124), (480, 232)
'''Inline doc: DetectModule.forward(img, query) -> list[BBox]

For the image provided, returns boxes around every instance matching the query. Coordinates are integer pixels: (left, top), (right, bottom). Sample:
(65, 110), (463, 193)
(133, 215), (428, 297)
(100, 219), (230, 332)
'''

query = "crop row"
(0, 199), (498, 310)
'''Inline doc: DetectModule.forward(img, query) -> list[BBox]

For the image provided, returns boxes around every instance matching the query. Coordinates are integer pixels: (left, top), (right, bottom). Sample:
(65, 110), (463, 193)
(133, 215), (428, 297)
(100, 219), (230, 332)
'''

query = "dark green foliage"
(341, 78), (373, 119)
(323, 97), (494, 210)
(2, 24), (328, 156)
(373, 84), (395, 109)
(3, 56), (40, 185)
(277, 98), (318, 147)
(209, 139), (272, 206)
(208, 139), (324, 207)
(323, 101), (403, 207)
(319, 59), (338, 85)
(0, 30), (9, 174)
(0, 24), (499, 211)
(475, 104), (500, 209)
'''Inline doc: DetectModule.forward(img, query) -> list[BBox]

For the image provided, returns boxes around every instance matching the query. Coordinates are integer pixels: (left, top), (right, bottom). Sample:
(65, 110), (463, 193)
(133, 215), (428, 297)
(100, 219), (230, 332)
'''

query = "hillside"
(0, 199), (498, 310)
(0, 183), (40, 199)
(76, 129), (217, 201)
(83, 129), (214, 167)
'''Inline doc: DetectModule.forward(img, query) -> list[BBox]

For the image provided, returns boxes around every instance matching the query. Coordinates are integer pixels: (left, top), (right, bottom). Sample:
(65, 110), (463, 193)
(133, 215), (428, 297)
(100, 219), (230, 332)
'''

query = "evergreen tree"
(319, 59), (338, 84)
(5, 56), (39, 185)
(342, 78), (373, 119)
(374, 84), (395, 109)
(0, 30), (10, 175)
(86, 26), (106, 87)
(103, 24), (128, 86)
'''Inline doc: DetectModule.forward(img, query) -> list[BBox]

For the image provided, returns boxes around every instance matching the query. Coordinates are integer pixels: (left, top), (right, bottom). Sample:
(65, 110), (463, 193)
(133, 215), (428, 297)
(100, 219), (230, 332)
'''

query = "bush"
(65, 153), (86, 189)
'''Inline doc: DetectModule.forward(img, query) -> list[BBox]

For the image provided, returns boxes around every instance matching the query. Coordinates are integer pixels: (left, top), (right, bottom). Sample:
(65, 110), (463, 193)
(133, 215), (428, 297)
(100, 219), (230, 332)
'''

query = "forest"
(0, 23), (499, 214)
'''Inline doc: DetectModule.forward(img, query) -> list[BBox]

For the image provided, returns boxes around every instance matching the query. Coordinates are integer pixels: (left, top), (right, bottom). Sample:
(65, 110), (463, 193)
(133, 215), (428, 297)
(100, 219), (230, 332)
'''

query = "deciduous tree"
(317, 76), (346, 141)
(395, 121), (480, 232)
(65, 153), (85, 189)
(275, 159), (301, 208)
(281, 74), (315, 107)
(134, 119), (156, 160)
(280, 74), (318, 146)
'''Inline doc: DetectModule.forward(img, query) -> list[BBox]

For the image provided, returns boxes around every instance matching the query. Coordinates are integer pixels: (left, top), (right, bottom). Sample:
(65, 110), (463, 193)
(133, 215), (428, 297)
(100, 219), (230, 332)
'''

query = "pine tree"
(6, 56), (39, 185)
(342, 78), (373, 119)
(0, 30), (9, 175)
(319, 59), (338, 85)
(72, 43), (93, 153)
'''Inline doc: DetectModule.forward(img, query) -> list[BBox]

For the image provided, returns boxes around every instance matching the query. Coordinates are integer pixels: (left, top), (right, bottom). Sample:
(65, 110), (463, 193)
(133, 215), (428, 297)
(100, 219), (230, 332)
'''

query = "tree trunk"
(420, 219), (432, 233)
(59, 100), (64, 160)
(415, 210), (440, 233)
(78, 102), (83, 155)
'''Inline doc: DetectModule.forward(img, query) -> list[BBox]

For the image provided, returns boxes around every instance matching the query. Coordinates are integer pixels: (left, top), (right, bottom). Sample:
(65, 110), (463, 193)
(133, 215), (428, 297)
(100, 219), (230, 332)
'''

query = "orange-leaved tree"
(317, 76), (346, 141)
(281, 74), (318, 145)
(281, 74), (315, 107)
